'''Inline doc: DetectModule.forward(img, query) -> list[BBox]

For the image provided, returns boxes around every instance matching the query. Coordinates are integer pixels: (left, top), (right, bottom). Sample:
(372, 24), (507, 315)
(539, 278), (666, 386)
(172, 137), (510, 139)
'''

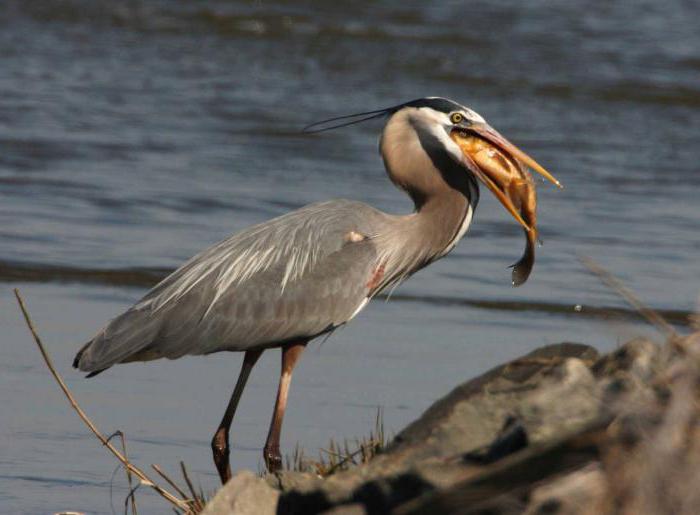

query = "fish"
(450, 129), (545, 286)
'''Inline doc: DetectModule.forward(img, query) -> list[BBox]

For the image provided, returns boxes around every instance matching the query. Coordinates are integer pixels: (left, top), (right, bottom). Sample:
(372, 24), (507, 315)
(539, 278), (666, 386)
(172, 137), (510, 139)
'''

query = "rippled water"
(1, 1), (699, 513)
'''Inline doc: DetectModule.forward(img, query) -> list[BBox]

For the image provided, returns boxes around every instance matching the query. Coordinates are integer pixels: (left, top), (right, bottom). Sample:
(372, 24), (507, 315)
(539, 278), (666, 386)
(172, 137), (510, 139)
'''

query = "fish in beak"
(450, 123), (561, 287)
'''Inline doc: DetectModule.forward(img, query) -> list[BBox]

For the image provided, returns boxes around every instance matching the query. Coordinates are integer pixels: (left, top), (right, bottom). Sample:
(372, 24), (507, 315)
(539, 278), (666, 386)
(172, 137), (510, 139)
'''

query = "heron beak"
(471, 123), (561, 188)
(450, 123), (560, 232)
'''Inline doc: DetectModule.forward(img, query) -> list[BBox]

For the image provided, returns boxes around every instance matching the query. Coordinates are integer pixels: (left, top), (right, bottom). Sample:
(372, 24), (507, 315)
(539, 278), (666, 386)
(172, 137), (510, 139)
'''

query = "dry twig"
(282, 406), (387, 476)
(152, 465), (189, 500)
(13, 289), (192, 512)
(580, 257), (681, 347)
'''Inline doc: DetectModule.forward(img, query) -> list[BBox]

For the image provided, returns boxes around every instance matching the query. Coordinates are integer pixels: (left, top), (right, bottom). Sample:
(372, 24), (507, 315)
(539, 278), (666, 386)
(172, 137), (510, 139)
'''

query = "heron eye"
(450, 112), (464, 124)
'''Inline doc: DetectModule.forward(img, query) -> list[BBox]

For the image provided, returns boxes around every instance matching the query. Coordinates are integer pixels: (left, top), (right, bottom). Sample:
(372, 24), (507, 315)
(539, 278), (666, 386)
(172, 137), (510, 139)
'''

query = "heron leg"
(211, 349), (263, 484)
(263, 341), (307, 473)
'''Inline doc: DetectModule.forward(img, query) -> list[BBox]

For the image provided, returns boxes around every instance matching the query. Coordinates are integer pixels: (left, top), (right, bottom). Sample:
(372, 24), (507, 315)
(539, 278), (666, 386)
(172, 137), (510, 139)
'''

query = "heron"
(73, 97), (561, 483)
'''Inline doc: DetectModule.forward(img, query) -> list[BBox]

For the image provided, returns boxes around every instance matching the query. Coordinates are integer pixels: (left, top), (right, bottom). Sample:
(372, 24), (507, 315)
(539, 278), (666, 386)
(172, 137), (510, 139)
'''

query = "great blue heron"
(73, 97), (560, 483)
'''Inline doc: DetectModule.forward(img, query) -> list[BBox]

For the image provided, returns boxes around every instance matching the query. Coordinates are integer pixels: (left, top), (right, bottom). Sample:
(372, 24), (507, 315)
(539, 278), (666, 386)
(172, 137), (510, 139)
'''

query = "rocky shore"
(203, 332), (700, 515)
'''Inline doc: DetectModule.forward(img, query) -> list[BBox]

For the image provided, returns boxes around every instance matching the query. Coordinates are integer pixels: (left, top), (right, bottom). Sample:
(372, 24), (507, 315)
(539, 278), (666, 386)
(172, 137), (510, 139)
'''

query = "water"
(1, 1), (699, 512)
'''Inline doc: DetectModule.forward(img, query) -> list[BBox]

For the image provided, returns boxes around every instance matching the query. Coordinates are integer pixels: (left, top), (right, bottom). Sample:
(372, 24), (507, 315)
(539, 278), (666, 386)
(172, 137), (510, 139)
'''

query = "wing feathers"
(74, 200), (385, 374)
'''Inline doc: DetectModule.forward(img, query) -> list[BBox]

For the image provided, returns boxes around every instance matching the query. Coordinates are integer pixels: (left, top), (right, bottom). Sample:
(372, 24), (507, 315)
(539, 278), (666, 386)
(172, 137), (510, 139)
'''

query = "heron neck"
(411, 187), (474, 259)
(371, 181), (476, 293)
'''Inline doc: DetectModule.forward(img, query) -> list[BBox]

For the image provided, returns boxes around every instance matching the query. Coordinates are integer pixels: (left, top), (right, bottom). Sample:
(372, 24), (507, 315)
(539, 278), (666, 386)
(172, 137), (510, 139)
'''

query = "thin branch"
(152, 464), (189, 500)
(13, 289), (189, 511)
(579, 257), (679, 342)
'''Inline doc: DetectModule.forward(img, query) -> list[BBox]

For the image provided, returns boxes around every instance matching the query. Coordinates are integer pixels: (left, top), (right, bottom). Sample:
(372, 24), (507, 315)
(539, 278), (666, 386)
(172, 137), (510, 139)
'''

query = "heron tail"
(72, 306), (161, 375)
(72, 341), (108, 377)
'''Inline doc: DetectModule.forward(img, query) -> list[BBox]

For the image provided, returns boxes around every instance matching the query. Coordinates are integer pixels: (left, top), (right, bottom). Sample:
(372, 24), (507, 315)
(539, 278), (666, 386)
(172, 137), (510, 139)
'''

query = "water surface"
(1, 1), (699, 513)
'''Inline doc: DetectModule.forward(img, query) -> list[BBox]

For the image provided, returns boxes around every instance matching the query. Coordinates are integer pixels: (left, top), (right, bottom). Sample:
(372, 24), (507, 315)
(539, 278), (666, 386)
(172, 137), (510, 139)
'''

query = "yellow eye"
(450, 112), (464, 124)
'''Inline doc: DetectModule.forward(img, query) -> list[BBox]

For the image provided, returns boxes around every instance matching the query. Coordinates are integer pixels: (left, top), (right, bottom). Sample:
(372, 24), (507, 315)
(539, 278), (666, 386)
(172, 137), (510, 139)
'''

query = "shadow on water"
(1, 260), (693, 328)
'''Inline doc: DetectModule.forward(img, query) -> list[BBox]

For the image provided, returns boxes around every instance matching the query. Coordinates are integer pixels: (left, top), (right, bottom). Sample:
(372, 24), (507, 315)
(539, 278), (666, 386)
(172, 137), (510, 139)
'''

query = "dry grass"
(280, 407), (388, 476)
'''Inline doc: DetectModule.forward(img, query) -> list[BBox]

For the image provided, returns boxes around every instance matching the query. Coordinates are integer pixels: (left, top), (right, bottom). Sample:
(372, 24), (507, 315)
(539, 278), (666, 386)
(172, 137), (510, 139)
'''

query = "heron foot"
(211, 429), (231, 484)
(263, 444), (282, 473)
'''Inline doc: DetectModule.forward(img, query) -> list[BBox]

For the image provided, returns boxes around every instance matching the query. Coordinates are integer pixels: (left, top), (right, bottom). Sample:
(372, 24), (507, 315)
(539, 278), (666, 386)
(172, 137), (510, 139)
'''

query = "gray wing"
(75, 200), (385, 373)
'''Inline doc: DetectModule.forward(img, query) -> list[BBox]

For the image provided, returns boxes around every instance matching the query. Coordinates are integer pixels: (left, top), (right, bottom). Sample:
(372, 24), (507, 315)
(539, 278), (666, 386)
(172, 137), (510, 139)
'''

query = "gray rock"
(391, 342), (599, 459)
(268, 470), (325, 493)
(205, 338), (684, 515)
(276, 343), (601, 514)
(516, 357), (600, 444)
(591, 337), (660, 381)
(202, 470), (279, 515)
(321, 504), (367, 515)
(523, 463), (605, 515)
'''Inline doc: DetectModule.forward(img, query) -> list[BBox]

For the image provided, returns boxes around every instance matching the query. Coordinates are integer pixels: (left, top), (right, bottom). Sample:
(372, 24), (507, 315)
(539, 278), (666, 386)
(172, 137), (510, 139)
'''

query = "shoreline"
(204, 333), (700, 514)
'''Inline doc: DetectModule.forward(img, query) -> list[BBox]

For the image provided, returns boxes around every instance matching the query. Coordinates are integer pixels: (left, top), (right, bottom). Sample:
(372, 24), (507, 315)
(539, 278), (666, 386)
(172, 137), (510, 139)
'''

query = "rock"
(276, 343), (601, 514)
(321, 504), (367, 515)
(390, 342), (599, 460)
(390, 418), (609, 515)
(267, 471), (325, 493)
(515, 356), (600, 444)
(202, 471), (279, 515)
(463, 416), (529, 465)
(523, 464), (606, 515)
(591, 337), (660, 381)
(205, 336), (700, 515)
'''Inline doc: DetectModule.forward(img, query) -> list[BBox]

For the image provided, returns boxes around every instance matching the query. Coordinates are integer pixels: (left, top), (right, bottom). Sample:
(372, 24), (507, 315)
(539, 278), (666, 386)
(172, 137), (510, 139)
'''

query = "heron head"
(303, 96), (561, 231)
(381, 98), (561, 230)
